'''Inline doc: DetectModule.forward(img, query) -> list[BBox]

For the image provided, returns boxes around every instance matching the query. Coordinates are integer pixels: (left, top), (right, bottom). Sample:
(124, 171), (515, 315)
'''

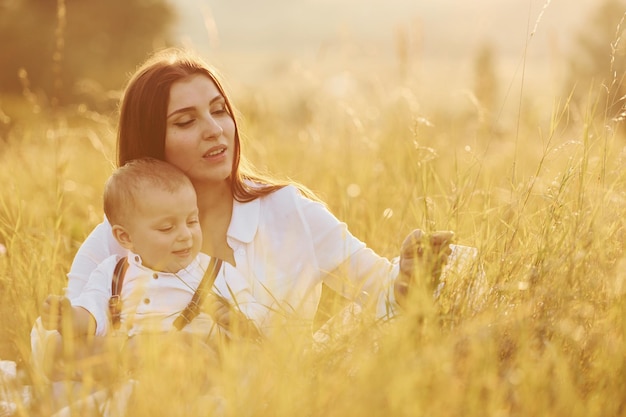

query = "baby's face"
(125, 184), (202, 273)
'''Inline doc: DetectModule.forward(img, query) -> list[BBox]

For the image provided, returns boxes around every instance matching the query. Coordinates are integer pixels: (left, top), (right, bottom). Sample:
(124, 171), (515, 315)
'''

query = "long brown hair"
(117, 48), (316, 202)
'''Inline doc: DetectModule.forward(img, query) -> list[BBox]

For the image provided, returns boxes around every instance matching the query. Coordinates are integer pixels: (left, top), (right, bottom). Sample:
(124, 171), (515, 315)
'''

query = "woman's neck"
(194, 179), (233, 215)
(194, 179), (236, 264)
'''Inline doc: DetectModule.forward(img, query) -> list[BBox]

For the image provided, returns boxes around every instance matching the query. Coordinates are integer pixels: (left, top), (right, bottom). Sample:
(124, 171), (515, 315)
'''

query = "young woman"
(65, 48), (455, 334)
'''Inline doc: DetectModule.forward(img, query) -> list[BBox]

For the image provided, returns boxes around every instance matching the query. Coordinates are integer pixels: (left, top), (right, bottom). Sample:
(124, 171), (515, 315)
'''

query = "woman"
(30, 47), (466, 417)
(65, 48), (454, 334)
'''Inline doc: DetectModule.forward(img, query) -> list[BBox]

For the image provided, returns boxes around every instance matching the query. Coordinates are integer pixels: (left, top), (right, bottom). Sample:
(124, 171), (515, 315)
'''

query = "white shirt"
(72, 252), (218, 337)
(67, 185), (400, 333)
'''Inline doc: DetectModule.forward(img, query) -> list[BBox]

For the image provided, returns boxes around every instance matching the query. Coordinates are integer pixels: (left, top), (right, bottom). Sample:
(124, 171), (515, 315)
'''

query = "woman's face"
(164, 74), (236, 185)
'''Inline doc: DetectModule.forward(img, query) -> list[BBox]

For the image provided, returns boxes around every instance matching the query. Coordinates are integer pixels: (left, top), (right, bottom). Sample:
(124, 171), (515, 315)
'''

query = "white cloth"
(66, 185), (400, 332)
(72, 252), (218, 337)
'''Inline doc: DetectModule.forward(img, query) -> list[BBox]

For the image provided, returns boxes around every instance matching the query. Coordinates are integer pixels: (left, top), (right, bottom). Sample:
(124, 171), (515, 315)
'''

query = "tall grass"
(1, 12), (626, 417)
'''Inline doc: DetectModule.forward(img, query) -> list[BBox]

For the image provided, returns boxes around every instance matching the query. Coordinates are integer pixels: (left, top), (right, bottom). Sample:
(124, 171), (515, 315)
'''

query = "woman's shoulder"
(236, 181), (330, 227)
(256, 184), (320, 213)
(89, 217), (113, 235)
(266, 183), (300, 198)
(256, 184), (342, 233)
(94, 253), (125, 275)
(246, 180), (317, 204)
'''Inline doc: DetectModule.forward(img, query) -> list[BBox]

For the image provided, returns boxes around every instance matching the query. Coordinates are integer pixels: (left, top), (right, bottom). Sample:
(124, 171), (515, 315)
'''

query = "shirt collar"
(227, 197), (260, 244)
(126, 250), (210, 276)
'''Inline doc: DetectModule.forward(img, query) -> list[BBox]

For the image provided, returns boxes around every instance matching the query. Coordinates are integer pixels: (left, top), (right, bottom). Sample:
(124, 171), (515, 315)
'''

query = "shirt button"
(152, 273), (158, 279)
(134, 255), (140, 263)
(143, 298), (150, 304)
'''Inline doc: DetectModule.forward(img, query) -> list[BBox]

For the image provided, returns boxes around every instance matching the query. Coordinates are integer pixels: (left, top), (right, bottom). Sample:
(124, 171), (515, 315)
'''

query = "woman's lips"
(203, 146), (226, 159)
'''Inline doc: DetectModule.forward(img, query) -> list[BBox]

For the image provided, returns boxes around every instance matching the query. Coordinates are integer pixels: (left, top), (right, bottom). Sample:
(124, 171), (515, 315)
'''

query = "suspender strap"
(109, 256), (128, 330)
(108, 256), (223, 332)
(173, 257), (223, 331)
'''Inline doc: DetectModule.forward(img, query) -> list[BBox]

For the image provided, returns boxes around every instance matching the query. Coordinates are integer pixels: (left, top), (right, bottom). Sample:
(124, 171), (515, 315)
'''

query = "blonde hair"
(104, 157), (194, 226)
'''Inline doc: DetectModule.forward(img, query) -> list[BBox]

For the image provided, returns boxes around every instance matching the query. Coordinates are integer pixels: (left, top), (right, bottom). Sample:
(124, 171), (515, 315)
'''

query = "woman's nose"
(202, 115), (223, 140)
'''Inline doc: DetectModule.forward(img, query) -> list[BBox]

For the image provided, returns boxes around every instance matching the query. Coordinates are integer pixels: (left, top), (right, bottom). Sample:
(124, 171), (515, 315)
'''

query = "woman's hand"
(205, 293), (232, 328)
(394, 229), (454, 306)
(41, 295), (72, 331)
(205, 293), (262, 340)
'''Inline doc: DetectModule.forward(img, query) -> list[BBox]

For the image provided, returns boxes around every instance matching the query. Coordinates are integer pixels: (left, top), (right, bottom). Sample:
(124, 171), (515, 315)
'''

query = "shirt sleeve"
(65, 218), (125, 300)
(71, 255), (120, 336)
(292, 188), (399, 318)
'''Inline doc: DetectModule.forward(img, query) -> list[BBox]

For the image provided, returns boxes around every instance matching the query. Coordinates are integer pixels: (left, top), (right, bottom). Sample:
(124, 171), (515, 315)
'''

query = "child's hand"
(41, 295), (72, 331)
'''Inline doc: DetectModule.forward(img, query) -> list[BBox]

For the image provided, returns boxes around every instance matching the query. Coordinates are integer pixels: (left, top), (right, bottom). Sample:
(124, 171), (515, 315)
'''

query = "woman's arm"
(291, 189), (399, 314)
(32, 222), (122, 381)
(41, 295), (96, 336)
(66, 218), (124, 299)
(71, 255), (121, 336)
(43, 254), (120, 336)
(294, 190), (458, 316)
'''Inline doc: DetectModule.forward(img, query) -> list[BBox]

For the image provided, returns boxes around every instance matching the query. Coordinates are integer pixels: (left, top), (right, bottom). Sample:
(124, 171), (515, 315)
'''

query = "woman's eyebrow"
(167, 106), (194, 119)
(167, 95), (225, 119)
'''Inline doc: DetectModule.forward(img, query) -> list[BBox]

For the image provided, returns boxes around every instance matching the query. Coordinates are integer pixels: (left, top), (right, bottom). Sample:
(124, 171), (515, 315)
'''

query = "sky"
(169, 0), (605, 97)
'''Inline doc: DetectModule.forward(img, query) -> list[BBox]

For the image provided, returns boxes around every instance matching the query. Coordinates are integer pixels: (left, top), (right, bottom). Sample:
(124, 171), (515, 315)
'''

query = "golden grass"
(1, 43), (626, 417)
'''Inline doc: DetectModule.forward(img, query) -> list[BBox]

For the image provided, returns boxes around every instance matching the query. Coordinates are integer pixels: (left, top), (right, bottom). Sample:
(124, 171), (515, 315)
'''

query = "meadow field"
(1, 9), (626, 417)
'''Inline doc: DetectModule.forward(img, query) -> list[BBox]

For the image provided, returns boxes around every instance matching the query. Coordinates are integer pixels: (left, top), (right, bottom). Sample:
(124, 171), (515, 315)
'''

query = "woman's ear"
(112, 225), (133, 250)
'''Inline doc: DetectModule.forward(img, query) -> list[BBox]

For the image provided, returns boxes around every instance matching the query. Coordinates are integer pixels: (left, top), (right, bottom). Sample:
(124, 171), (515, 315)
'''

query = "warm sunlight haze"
(0, 0), (625, 416)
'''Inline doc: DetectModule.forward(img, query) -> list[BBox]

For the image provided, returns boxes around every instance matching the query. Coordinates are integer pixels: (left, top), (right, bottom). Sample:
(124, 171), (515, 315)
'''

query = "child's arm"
(41, 295), (96, 336)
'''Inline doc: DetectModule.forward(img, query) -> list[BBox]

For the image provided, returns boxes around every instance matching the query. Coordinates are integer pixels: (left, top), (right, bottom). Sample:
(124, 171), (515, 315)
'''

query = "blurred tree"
(473, 42), (498, 118)
(471, 41), (501, 137)
(564, 0), (626, 121)
(0, 0), (176, 108)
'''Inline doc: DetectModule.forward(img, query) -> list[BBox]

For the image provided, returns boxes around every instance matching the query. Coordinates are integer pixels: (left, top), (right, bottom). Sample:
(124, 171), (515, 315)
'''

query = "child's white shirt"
(71, 252), (229, 337)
